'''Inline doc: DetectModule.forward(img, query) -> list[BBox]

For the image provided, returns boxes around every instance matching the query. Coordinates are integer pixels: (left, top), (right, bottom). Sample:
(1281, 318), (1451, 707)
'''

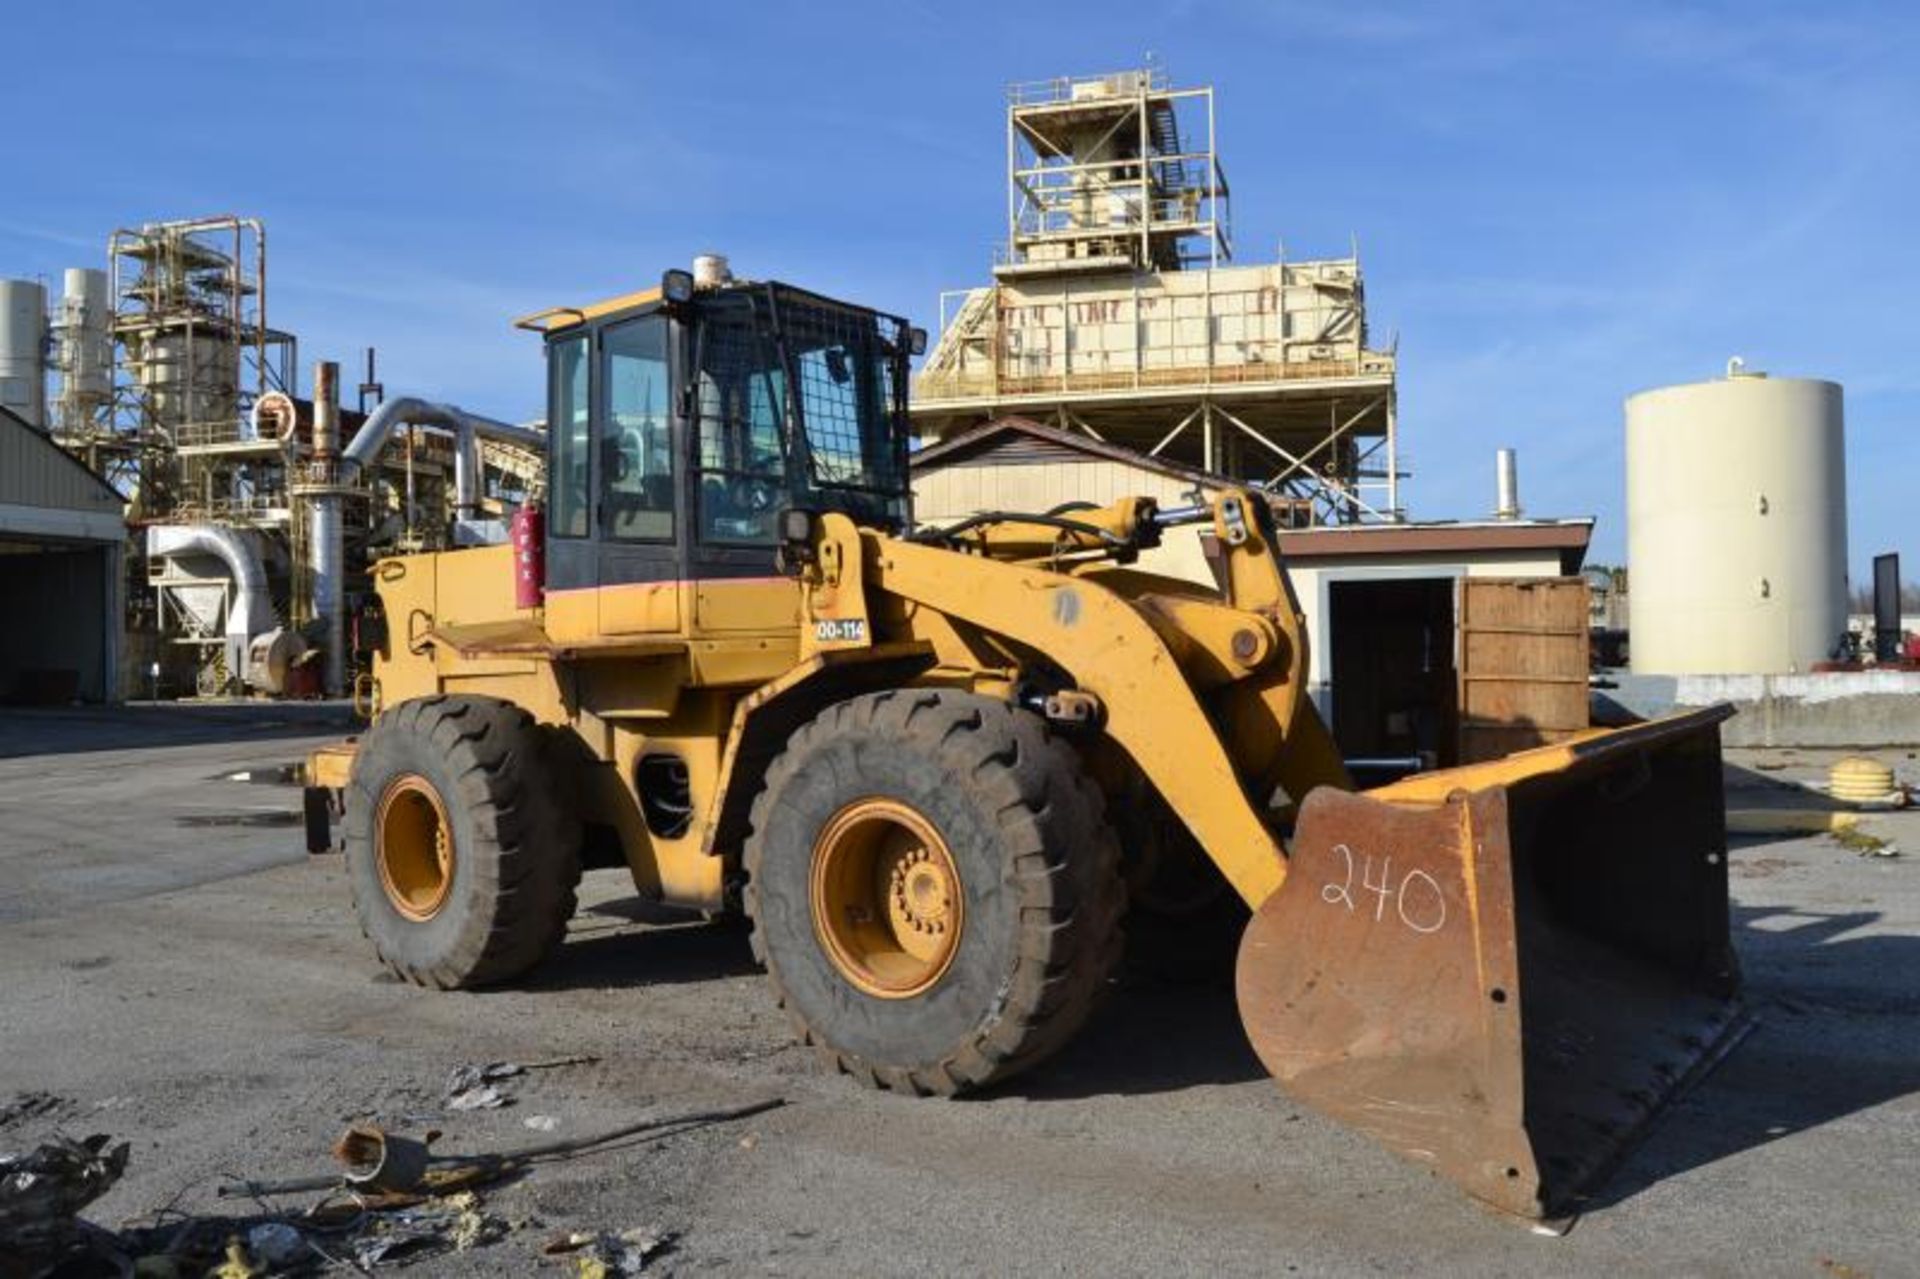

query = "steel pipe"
(340, 396), (543, 514)
(1494, 448), (1521, 521)
(318, 394), (541, 697)
(312, 495), (343, 696)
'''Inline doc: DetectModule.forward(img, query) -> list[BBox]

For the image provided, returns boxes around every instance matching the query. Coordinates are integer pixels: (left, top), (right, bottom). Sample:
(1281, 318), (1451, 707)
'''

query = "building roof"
(911, 416), (1592, 572)
(1276, 518), (1593, 573)
(0, 406), (125, 514)
(911, 415), (1224, 491)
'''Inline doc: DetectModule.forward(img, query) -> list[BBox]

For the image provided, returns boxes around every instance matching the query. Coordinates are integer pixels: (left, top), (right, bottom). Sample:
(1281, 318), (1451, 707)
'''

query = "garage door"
(0, 541), (111, 703)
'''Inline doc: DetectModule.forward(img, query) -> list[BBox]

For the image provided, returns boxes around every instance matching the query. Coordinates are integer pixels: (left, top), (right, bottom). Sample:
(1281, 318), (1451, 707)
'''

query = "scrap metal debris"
(227, 1098), (786, 1200)
(444, 1054), (598, 1110)
(447, 1083), (511, 1111)
(9, 1084), (779, 1276)
(113, 1165), (518, 1275)
(0, 1133), (129, 1275)
(1832, 825), (1900, 857)
(210, 1237), (266, 1278)
(349, 1190), (505, 1267)
(0, 1093), (67, 1130)
(545, 1226), (676, 1275)
(334, 1123), (433, 1192)
(244, 1221), (306, 1268)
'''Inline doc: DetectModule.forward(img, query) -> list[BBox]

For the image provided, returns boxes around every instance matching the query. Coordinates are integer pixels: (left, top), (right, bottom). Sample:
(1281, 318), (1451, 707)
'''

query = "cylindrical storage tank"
(58, 268), (111, 404)
(1626, 366), (1847, 674)
(136, 329), (238, 434)
(0, 278), (48, 429)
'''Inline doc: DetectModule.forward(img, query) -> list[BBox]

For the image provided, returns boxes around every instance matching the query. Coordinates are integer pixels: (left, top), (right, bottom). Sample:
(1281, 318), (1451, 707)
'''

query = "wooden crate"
(1457, 577), (1590, 763)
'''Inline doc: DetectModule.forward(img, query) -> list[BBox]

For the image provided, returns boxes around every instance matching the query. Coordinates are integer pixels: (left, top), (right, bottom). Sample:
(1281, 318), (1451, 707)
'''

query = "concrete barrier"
(1597, 671), (1920, 748)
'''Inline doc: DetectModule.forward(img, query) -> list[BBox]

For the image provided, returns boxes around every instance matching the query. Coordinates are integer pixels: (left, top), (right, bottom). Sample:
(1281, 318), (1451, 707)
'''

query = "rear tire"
(743, 690), (1124, 1095)
(344, 695), (582, 988)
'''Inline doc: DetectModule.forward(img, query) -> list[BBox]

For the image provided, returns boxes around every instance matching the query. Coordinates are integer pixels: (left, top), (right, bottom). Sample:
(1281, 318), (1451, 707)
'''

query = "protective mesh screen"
(694, 298), (788, 543)
(774, 288), (910, 506)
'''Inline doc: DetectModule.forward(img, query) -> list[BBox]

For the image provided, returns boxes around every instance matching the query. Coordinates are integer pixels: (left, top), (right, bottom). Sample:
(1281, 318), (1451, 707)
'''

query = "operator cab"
(515, 270), (922, 597)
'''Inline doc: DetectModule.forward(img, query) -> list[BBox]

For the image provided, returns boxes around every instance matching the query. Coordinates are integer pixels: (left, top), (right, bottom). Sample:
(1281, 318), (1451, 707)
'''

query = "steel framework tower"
(914, 68), (1403, 524)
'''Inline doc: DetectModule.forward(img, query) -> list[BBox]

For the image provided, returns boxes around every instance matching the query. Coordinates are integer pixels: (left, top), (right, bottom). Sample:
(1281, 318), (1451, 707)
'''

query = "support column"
(1386, 388), (1401, 520)
(312, 362), (345, 698)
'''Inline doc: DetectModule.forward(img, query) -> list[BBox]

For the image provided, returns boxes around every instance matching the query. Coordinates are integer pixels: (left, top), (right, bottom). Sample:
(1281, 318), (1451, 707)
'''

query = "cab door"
(542, 314), (685, 640)
(685, 294), (798, 634)
(541, 329), (598, 639)
(593, 313), (682, 634)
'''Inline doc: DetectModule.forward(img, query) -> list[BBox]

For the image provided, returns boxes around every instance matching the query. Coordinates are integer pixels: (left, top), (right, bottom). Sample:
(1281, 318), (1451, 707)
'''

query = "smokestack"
(313, 360), (340, 459)
(1494, 448), (1521, 521)
(312, 359), (344, 697)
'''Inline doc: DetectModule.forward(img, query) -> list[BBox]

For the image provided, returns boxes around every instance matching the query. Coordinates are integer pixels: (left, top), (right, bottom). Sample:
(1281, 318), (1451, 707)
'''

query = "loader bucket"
(1236, 706), (1748, 1220)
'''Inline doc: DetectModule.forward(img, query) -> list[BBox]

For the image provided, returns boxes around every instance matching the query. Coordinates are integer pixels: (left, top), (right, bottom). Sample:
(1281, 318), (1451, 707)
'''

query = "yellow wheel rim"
(809, 798), (964, 999)
(376, 774), (455, 921)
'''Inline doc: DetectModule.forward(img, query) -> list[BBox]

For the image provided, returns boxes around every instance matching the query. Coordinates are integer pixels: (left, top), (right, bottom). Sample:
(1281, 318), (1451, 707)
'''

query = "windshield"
(693, 286), (912, 538)
(778, 287), (911, 527)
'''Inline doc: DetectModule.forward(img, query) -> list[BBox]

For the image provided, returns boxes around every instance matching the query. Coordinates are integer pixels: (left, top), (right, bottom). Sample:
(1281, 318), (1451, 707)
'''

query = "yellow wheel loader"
(304, 268), (1746, 1220)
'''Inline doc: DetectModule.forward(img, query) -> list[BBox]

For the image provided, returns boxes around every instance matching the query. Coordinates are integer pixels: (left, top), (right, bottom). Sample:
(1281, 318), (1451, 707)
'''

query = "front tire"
(344, 695), (581, 988)
(743, 690), (1124, 1095)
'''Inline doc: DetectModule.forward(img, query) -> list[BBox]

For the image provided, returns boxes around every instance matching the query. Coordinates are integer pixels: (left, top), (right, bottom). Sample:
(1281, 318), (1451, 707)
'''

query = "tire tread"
(742, 690), (1124, 1095)
(345, 694), (582, 989)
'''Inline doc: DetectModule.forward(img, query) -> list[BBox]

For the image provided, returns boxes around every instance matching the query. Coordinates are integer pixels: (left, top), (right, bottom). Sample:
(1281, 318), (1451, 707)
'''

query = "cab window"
(548, 334), (590, 538)
(601, 316), (674, 541)
(695, 303), (788, 544)
(794, 345), (872, 486)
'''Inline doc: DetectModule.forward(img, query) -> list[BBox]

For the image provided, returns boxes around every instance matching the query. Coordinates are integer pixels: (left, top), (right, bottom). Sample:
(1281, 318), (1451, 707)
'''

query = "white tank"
(57, 268), (111, 408)
(1626, 363), (1847, 674)
(0, 278), (48, 429)
(133, 328), (237, 433)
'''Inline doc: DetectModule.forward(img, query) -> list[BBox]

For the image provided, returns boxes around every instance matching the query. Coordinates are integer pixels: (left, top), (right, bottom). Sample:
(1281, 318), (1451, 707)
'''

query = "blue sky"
(4, 1), (1913, 577)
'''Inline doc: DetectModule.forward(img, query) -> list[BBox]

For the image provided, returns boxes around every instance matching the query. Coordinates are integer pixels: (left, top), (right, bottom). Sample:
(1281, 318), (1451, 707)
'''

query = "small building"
(911, 416), (1592, 766)
(0, 406), (126, 702)
(1277, 521), (1591, 765)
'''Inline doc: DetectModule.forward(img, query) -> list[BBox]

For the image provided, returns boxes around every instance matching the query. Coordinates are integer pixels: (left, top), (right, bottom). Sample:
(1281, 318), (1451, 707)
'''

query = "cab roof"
(512, 285), (665, 336)
(512, 277), (911, 343)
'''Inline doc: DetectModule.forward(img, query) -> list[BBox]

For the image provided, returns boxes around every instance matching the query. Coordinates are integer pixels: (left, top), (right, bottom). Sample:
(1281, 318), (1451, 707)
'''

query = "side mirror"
(908, 327), (928, 356)
(661, 269), (695, 305)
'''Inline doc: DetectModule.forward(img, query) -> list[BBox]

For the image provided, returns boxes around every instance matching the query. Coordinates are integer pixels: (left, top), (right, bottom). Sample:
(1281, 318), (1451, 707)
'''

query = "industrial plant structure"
(912, 68), (1402, 525)
(0, 81), (1865, 720)
(3, 214), (544, 701)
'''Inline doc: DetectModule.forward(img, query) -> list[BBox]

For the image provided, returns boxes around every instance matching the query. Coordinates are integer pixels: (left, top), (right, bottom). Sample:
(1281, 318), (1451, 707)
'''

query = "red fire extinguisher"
(512, 503), (546, 609)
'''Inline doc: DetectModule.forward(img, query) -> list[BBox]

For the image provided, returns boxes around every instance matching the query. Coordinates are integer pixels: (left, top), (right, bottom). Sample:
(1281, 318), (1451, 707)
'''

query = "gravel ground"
(2, 709), (1914, 1276)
